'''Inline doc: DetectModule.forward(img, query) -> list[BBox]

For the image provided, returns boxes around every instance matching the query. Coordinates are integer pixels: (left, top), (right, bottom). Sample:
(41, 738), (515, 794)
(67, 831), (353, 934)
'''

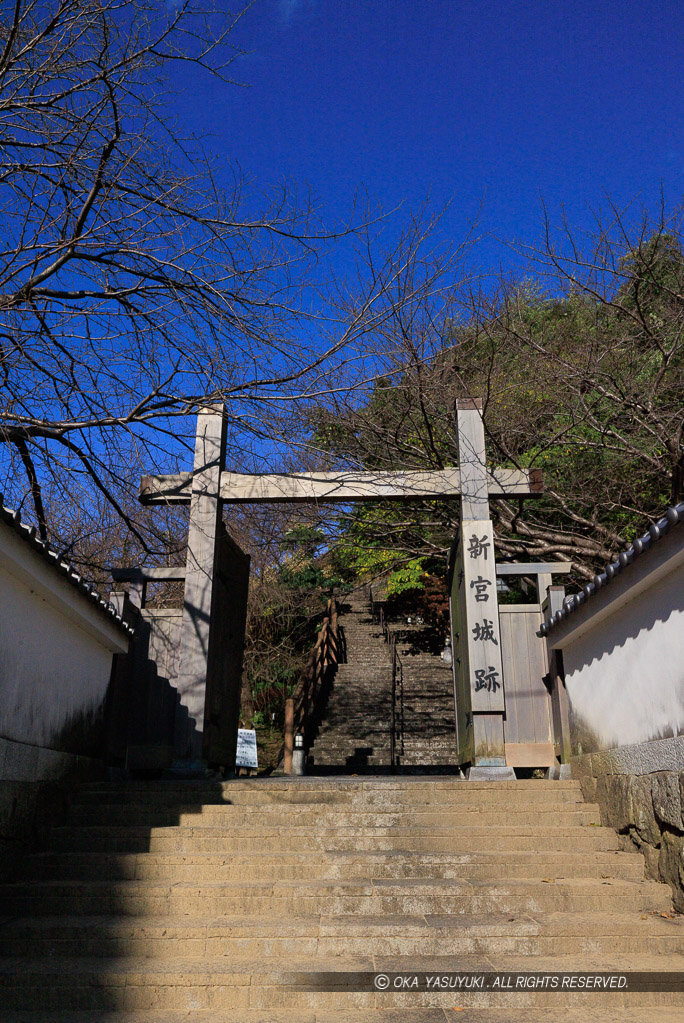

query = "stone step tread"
(3, 937), (682, 959)
(71, 799), (587, 809)
(4, 895), (666, 915)
(2, 875), (660, 892)
(23, 849), (641, 866)
(22, 866), (645, 883)
(45, 822), (613, 836)
(1, 1013), (682, 1023)
(73, 783), (588, 796)
(4, 911), (680, 937)
(77, 779), (581, 789)
(63, 814), (603, 830)
(2, 875), (658, 900)
(71, 789), (587, 802)
(1, 953), (683, 977)
(44, 837), (622, 852)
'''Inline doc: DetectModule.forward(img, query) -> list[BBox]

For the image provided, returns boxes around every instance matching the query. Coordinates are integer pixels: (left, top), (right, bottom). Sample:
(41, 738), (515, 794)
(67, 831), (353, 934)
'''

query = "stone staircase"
(392, 622), (460, 768)
(307, 590), (393, 770)
(308, 588), (459, 771)
(0, 776), (683, 1019)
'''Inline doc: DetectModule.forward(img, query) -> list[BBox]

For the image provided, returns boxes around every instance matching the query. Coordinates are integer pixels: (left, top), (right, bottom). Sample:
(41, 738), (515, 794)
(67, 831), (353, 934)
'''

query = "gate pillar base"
(467, 765), (516, 781)
(548, 760), (572, 780)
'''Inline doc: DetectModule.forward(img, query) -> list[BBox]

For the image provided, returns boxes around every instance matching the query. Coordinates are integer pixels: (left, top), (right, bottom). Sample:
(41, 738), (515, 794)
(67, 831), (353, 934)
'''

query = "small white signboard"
(235, 728), (259, 770)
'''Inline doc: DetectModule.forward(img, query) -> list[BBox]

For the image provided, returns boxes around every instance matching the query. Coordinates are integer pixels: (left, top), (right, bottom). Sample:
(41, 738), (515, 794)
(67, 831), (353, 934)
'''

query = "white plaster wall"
(563, 565), (684, 751)
(0, 562), (114, 752)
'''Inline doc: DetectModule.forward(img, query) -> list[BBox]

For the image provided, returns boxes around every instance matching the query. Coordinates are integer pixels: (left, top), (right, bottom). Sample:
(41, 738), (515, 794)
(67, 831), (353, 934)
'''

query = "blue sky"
(171, 0), (684, 272)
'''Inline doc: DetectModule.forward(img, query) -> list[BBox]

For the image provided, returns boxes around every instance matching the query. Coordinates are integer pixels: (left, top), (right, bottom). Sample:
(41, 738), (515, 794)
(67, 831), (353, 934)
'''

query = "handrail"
(283, 595), (339, 774)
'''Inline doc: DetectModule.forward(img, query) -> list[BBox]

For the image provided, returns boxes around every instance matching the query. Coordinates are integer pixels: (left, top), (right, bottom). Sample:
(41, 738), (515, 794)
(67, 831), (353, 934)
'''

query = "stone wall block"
(679, 771), (684, 828)
(628, 775), (661, 846)
(641, 842), (660, 881)
(607, 774), (631, 830)
(595, 774), (612, 826)
(658, 832), (684, 913)
(579, 774), (597, 803)
(651, 772), (683, 831)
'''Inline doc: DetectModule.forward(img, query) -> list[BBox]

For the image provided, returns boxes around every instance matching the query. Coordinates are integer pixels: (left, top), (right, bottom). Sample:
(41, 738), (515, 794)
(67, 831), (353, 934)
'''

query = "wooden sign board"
(235, 729), (259, 770)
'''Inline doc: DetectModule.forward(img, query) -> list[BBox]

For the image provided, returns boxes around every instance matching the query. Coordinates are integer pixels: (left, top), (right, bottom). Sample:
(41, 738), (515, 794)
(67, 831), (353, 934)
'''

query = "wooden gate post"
(174, 405), (227, 762)
(453, 398), (512, 777)
(546, 585), (572, 767)
(283, 697), (294, 775)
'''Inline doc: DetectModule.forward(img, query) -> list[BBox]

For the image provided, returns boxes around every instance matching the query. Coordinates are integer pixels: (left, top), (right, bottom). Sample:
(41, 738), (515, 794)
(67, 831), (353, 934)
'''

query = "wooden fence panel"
(499, 604), (554, 766)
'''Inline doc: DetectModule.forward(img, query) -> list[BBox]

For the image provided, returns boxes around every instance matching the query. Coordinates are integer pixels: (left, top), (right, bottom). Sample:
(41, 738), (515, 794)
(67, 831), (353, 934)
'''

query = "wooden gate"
(140, 399), (549, 772)
(496, 565), (562, 768)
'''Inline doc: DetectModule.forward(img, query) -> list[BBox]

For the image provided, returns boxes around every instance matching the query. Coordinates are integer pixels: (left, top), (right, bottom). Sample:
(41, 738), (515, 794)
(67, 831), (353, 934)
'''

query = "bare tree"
(0, 1), (449, 568)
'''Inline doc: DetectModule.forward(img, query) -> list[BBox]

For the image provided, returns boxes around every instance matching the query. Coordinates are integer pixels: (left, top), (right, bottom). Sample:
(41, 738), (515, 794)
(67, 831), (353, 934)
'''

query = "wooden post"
(546, 585), (572, 765)
(128, 575), (145, 609)
(174, 405), (227, 762)
(454, 398), (510, 776)
(536, 573), (553, 606)
(284, 697), (294, 774)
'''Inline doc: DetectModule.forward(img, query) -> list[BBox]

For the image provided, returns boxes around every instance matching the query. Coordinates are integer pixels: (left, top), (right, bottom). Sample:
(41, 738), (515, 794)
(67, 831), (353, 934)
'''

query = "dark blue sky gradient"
(170, 0), (683, 273)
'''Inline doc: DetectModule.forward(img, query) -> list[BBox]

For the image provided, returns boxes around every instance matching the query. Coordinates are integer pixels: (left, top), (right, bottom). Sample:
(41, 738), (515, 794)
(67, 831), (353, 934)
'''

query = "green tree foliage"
(312, 212), (684, 581)
(238, 515), (345, 728)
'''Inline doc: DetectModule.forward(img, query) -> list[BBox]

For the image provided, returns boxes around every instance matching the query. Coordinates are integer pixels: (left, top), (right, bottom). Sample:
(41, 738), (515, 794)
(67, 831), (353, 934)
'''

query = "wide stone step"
(21, 849), (645, 882)
(64, 806), (602, 828)
(72, 781), (584, 806)
(0, 877), (669, 916)
(76, 778), (581, 792)
(1, 954), (683, 1010)
(42, 824), (623, 853)
(6, 774), (674, 1016)
(66, 793), (588, 811)
(0, 1012), (682, 1023)
(2, 910), (681, 958)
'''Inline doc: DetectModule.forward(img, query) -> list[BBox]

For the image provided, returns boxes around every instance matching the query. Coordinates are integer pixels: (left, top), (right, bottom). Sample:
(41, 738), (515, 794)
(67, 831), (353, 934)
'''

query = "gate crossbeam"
(140, 466), (542, 506)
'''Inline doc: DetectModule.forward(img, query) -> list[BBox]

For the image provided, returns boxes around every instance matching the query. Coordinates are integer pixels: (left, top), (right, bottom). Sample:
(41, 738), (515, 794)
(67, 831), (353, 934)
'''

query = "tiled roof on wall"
(539, 502), (684, 637)
(0, 494), (134, 636)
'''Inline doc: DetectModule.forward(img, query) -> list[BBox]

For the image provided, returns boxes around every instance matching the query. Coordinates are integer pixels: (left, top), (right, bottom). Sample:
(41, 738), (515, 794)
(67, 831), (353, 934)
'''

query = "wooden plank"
(522, 611), (542, 743)
(530, 612), (553, 743)
(174, 406), (227, 761)
(112, 566), (186, 582)
(140, 473), (192, 504)
(220, 467), (540, 503)
(504, 742), (555, 768)
(498, 603), (544, 612)
(536, 572), (553, 606)
(449, 550), (473, 766)
(140, 466), (541, 505)
(546, 586), (572, 763)
(496, 562), (572, 576)
(203, 527), (250, 769)
(490, 467), (543, 497)
(454, 399), (508, 765)
(474, 714), (506, 763)
(499, 611), (519, 742)
(284, 698), (294, 775)
(456, 399), (489, 521)
(221, 467), (462, 502)
(502, 607), (554, 746)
